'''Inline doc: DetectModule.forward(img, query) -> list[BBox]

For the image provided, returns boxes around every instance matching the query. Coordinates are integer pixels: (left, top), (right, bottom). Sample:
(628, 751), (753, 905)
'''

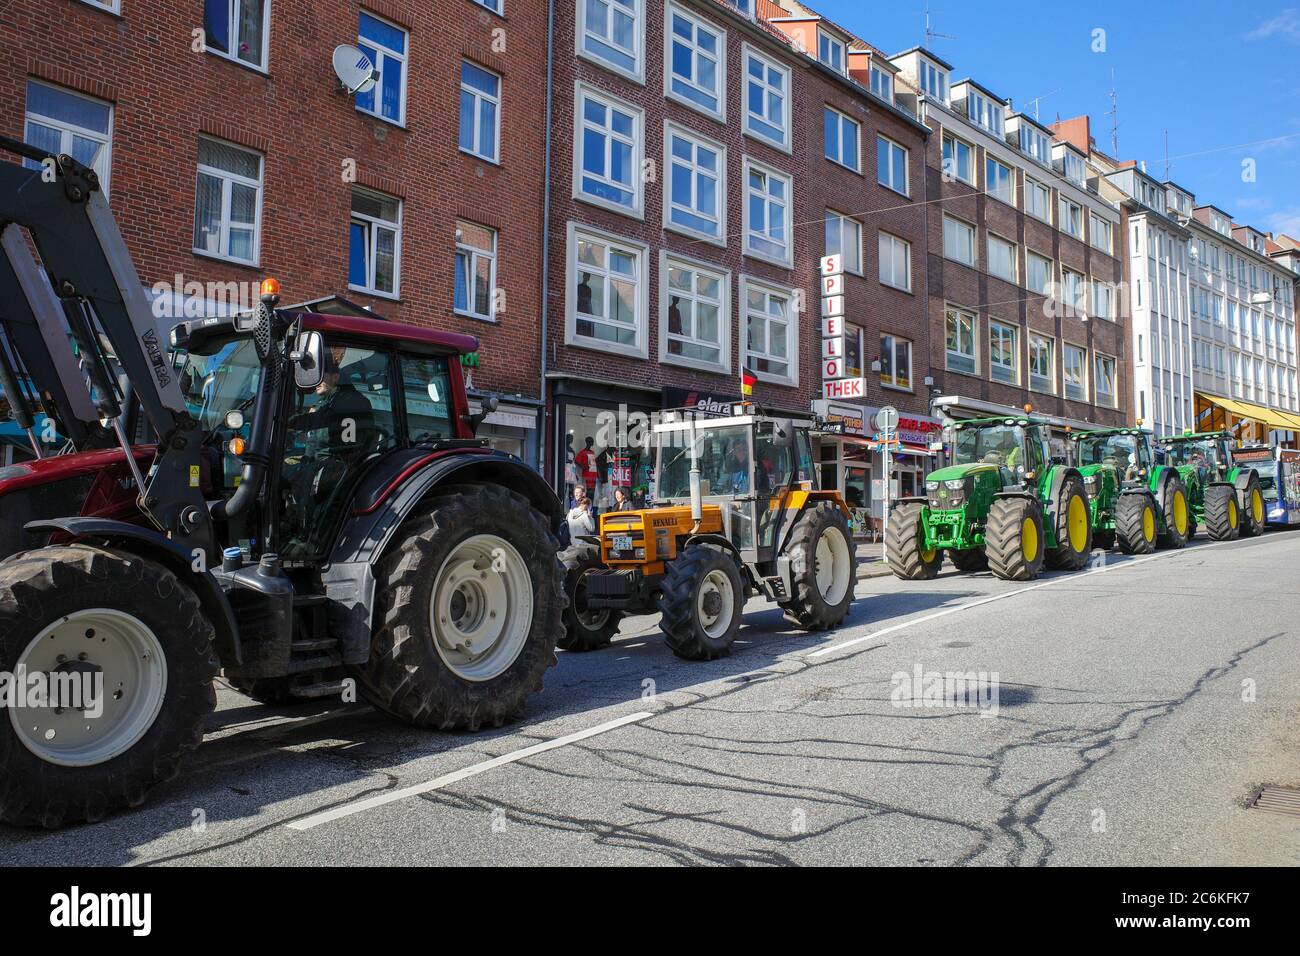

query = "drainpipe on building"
(538, 0), (556, 483)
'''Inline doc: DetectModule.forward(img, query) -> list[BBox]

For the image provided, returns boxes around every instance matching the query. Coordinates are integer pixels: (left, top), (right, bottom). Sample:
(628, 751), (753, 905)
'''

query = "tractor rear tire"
(1093, 530), (1116, 551)
(0, 545), (217, 828)
(780, 501), (856, 631)
(1045, 477), (1092, 571)
(985, 497), (1046, 581)
(349, 484), (562, 731)
(1157, 476), (1190, 550)
(1238, 474), (1265, 538)
(885, 501), (942, 580)
(1204, 484), (1240, 541)
(948, 548), (988, 573)
(658, 544), (744, 661)
(558, 541), (622, 652)
(1116, 493), (1158, 554)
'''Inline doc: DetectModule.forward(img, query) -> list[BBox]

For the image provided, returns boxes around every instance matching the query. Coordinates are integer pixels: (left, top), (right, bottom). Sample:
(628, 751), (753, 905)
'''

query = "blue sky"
(810, 0), (1300, 237)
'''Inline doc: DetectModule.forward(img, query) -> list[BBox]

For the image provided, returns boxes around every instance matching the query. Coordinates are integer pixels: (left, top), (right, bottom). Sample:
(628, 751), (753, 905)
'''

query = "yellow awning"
(1196, 392), (1300, 431)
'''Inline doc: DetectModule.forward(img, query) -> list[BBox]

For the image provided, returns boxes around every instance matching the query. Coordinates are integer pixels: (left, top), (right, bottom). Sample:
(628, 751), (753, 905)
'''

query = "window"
(1061, 151), (1086, 185)
(985, 157), (1013, 205)
(1019, 124), (1050, 165)
(824, 107), (860, 172)
(919, 58), (948, 103)
(568, 225), (647, 356)
(662, 256), (728, 370)
(1026, 251), (1052, 294)
(402, 354), (455, 444)
(348, 187), (401, 297)
(576, 85), (642, 215)
(825, 211), (861, 274)
(1092, 280), (1114, 321)
(579, 0), (642, 79)
(876, 135), (908, 195)
(665, 2), (724, 118)
(943, 215), (975, 266)
(1029, 334), (1055, 393)
(473, 0), (503, 13)
(459, 62), (500, 162)
(945, 306), (977, 374)
(1059, 196), (1083, 238)
(1061, 268), (1085, 317)
(1089, 213), (1113, 254)
(988, 234), (1017, 282)
(878, 232), (911, 291)
(966, 89), (1003, 136)
(744, 159), (792, 265)
(356, 12), (407, 125)
(743, 46), (790, 149)
(743, 279), (794, 383)
(193, 138), (262, 264)
(870, 66), (893, 104)
(454, 220), (496, 320)
(23, 81), (112, 192)
(203, 0), (269, 70)
(880, 334), (912, 390)
(989, 321), (1018, 384)
(1025, 178), (1051, 223)
(1063, 344), (1088, 401)
(664, 126), (725, 241)
(942, 133), (973, 184)
(818, 30), (845, 74)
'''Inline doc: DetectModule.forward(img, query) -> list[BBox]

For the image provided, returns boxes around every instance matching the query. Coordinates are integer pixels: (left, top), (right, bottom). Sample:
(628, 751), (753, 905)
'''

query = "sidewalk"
(855, 539), (891, 579)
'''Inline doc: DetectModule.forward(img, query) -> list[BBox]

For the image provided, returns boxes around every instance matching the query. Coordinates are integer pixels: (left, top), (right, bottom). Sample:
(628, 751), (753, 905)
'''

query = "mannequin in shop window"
(575, 436), (598, 494)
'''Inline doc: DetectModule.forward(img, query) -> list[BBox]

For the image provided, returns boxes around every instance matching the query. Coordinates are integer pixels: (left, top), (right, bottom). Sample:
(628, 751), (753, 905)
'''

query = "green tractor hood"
(926, 462), (1001, 483)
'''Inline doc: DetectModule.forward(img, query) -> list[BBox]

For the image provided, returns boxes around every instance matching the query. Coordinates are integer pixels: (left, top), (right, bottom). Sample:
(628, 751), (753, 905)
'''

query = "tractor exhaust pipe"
(688, 416), (702, 534)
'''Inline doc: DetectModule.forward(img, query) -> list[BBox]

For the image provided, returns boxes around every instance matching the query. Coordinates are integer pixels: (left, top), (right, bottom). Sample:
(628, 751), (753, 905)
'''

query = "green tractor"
(886, 415), (1092, 581)
(1159, 430), (1264, 540)
(1071, 427), (1199, 553)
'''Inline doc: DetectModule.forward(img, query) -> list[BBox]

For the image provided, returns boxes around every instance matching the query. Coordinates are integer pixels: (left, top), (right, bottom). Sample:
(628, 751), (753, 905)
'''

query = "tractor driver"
(292, 346), (376, 454)
(724, 441), (750, 493)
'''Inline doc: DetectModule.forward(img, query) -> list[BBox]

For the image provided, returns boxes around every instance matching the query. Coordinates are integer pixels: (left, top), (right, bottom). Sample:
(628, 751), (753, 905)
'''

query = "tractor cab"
(1074, 428), (1154, 489)
(1160, 431), (1232, 485)
(948, 416), (1050, 490)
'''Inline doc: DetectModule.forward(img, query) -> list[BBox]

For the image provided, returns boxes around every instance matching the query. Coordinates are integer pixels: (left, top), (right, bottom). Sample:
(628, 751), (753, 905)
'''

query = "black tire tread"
(985, 496), (1045, 581)
(780, 501), (856, 631)
(885, 501), (941, 580)
(657, 544), (743, 661)
(1203, 484), (1240, 542)
(1115, 492), (1157, 555)
(558, 541), (622, 651)
(948, 548), (988, 573)
(1044, 477), (1092, 571)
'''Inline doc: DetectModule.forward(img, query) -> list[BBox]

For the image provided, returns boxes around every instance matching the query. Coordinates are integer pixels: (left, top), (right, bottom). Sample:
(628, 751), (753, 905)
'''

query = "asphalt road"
(4, 530), (1299, 866)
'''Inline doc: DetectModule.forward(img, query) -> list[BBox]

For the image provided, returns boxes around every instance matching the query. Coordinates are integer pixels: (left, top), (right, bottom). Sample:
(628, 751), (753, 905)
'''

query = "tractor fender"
(1233, 468), (1258, 497)
(22, 517), (241, 666)
(1042, 467), (1083, 530)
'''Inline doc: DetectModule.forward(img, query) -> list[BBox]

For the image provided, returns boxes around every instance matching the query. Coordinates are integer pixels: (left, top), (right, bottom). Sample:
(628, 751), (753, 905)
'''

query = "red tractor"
(0, 140), (564, 827)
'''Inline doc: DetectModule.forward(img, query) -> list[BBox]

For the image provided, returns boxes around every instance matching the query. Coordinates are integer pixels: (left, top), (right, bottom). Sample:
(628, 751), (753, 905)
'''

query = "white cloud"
(1248, 8), (1300, 43)
(1262, 208), (1300, 237)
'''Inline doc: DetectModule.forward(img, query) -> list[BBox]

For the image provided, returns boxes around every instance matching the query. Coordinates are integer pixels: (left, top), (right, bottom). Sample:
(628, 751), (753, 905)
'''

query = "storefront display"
(551, 378), (660, 512)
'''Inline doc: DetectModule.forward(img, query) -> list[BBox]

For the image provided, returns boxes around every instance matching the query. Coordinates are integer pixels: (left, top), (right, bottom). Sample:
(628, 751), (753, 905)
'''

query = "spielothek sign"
(819, 255), (865, 400)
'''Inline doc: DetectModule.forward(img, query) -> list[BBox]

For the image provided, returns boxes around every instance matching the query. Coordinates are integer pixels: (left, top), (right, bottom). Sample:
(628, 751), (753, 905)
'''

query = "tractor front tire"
(658, 544), (744, 661)
(1157, 476), (1191, 550)
(1045, 477), (1092, 571)
(985, 496), (1046, 581)
(1203, 484), (1240, 541)
(1116, 493), (1158, 554)
(1238, 474), (1265, 538)
(885, 502), (942, 580)
(780, 501), (856, 631)
(948, 548), (988, 573)
(0, 545), (217, 828)
(558, 541), (622, 652)
(350, 484), (562, 731)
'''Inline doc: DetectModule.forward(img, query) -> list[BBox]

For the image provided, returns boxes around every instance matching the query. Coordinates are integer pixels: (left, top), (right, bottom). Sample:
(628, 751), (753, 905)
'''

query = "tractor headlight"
(944, 479), (965, 490)
(926, 480), (939, 492)
(634, 548), (645, 559)
(1083, 474), (1098, 495)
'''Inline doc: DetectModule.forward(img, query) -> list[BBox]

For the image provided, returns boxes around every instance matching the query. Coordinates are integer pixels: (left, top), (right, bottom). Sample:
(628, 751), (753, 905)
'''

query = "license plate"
(612, 535), (633, 552)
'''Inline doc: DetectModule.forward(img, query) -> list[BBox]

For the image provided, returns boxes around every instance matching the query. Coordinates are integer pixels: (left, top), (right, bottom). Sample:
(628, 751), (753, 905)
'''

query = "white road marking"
(285, 711), (653, 830)
(812, 534), (1284, 659)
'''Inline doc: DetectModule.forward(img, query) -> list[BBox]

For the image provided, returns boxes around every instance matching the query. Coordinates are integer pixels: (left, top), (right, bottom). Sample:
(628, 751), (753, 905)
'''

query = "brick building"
(545, 0), (931, 520)
(0, 0), (548, 462)
(886, 48), (1130, 457)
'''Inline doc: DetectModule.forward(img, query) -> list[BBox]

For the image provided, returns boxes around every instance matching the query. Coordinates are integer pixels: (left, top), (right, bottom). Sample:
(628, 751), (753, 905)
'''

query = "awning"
(1196, 392), (1300, 431)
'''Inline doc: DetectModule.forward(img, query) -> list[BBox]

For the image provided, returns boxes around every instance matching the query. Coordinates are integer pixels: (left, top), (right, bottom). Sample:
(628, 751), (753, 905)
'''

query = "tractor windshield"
(952, 424), (1026, 469)
(1077, 433), (1147, 478)
(176, 337), (261, 432)
(656, 423), (751, 499)
(1255, 461), (1279, 500)
(1164, 440), (1220, 470)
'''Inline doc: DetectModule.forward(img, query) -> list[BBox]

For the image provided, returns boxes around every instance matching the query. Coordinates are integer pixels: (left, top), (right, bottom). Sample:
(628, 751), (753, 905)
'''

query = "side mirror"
(292, 330), (324, 391)
(468, 392), (499, 435)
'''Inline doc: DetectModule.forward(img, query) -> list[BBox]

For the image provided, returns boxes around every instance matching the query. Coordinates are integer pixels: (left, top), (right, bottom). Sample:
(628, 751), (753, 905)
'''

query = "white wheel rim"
(10, 609), (167, 768)
(696, 568), (735, 639)
(431, 534), (534, 682)
(815, 527), (852, 606)
(573, 568), (610, 630)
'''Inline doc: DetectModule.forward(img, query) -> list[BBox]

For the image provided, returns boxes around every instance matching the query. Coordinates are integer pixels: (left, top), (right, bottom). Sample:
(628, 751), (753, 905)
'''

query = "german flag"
(741, 367), (757, 398)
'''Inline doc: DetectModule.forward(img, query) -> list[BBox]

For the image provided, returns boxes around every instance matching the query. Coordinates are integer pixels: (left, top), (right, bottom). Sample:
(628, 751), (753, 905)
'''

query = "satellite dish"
(332, 44), (378, 96)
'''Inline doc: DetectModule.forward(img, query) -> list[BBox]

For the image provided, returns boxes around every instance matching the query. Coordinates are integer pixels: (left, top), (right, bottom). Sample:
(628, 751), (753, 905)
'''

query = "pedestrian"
(567, 484), (596, 541)
(613, 487), (634, 511)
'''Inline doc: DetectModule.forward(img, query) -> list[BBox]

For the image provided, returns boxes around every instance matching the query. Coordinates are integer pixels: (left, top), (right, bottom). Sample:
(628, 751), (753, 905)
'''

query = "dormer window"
(730, 0), (754, 17)
(1062, 151), (1085, 185)
(870, 65), (893, 104)
(1019, 125), (1049, 166)
(966, 89), (1003, 136)
(818, 30), (846, 74)
(919, 58), (948, 104)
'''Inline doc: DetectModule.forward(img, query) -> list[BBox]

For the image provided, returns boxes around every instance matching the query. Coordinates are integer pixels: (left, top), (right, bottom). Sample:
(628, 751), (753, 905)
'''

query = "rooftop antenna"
(1105, 68), (1120, 155)
(1163, 130), (1171, 180)
(1023, 89), (1058, 122)
(922, 2), (956, 47)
